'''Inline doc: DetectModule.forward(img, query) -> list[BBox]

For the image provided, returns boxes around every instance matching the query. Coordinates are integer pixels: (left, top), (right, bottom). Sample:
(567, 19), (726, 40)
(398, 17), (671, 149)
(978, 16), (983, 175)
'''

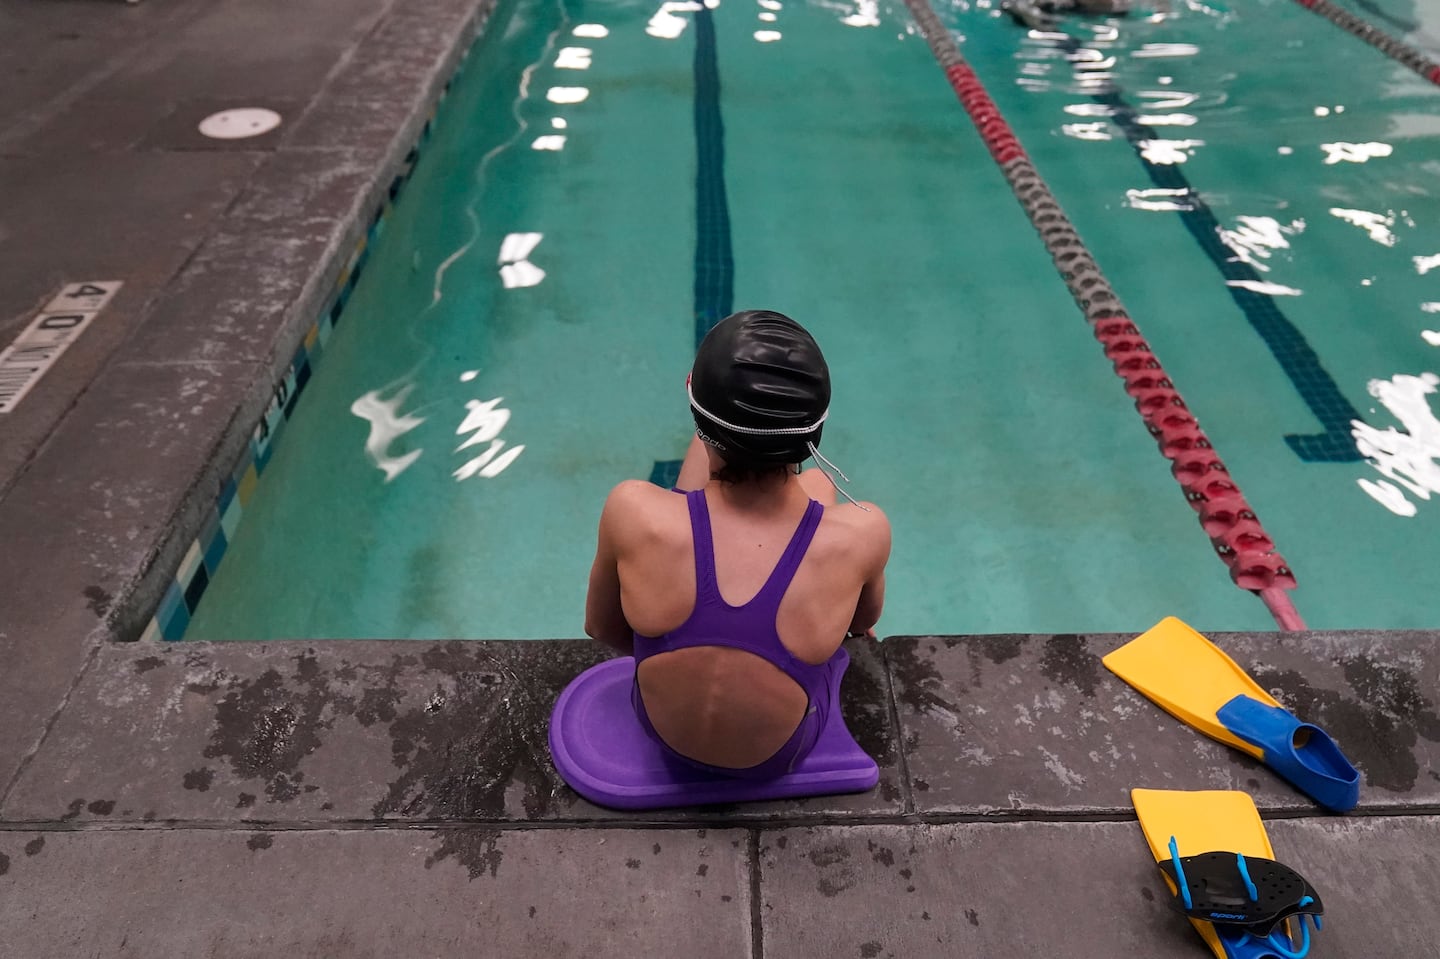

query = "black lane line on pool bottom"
(692, 5), (736, 347)
(651, 5), (736, 488)
(1053, 33), (1366, 463)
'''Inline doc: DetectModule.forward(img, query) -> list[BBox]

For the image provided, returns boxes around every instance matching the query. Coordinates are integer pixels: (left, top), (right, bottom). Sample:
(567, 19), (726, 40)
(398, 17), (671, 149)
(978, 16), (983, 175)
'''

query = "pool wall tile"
(137, 67), (453, 643)
(236, 464), (259, 506)
(217, 477), (238, 514)
(181, 566), (209, 613)
(174, 540), (204, 587)
(155, 583), (190, 642)
(219, 495), (242, 542)
(201, 526), (227, 577)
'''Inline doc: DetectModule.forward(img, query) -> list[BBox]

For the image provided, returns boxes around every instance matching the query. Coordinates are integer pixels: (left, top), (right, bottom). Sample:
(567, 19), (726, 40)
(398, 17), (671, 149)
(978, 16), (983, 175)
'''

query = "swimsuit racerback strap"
(747, 498), (824, 609)
(686, 490), (823, 612)
(686, 490), (721, 605)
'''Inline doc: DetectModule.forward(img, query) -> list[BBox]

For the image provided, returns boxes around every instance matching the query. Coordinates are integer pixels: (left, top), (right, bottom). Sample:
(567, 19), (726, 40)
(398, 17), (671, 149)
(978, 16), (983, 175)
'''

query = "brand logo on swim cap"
(695, 428), (726, 452)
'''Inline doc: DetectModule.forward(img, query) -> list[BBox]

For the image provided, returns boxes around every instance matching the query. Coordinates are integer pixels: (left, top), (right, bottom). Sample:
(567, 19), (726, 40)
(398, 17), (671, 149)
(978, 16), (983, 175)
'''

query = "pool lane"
(716, 3), (1273, 634)
(896, 0), (1303, 626)
(936, 1), (1440, 628)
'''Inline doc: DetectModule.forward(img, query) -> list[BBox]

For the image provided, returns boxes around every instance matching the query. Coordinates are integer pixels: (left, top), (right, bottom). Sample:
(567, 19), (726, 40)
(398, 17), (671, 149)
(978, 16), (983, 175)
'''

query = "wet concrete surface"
(889, 632), (1440, 816)
(2, 638), (904, 825)
(757, 816), (1440, 958)
(0, 359), (265, 790)
(0, 826), (752, 958)
(7, 634), (1437, 829)
(6, 632), (1436, 956)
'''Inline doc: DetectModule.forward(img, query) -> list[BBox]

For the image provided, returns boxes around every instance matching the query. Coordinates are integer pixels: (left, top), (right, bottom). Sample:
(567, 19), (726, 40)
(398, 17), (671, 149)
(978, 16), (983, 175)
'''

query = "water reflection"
(1215, 215), (1307, 270)
(755, 29), (783, 41)
(1226, 279), (1303, 296)
(1131, 43), (1200, 58)
(1321, 141), (1393, 164)
(498, 232), (542, 264)
(1069, 49), (1117, 70)
(454, 398), (526, 481)
(648, 1), (702, 39)
(500, 261), (545, 288)
(1063, 122), (1111, 141)
(842, 0), (880, 27)
(1134, 113), (1196, 127)
(351, 385), (426, 482)
(1063, 102), (1114, 116)
(1138, 138), (1203, 164)
(1329, 208), (1397, 246)
(429, 12), (582, 309)
(1353, 371), (1440, 517)
(555, 47), (593, 69)
(546, 87), (590, 103)
(1414, 253), (1440, 275)
(1138, 90), (1198, 109)
(1125, 187), (1196, 211)
(350, 380), (528, 484)
(499, 232), (546, 288)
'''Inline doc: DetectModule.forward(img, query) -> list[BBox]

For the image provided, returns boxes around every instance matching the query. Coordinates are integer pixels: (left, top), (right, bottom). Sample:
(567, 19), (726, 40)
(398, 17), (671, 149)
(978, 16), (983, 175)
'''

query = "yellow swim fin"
(1104, 618), (1360, 812)
(1132, 789), (1325, 959)
(1132, 789), (1273, 959)
(1104, 617), (1273, 757)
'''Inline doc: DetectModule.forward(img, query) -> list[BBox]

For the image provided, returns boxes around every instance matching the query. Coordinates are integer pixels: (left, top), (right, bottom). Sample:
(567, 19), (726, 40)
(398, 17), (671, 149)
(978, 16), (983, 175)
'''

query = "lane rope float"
(1291, 0), (1440, 87)
(898, 0), (1305, 630)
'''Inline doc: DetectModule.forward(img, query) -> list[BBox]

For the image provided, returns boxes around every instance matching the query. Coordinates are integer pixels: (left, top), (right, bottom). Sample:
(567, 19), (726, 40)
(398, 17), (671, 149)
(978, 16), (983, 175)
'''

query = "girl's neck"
(707, 470), (806, 514)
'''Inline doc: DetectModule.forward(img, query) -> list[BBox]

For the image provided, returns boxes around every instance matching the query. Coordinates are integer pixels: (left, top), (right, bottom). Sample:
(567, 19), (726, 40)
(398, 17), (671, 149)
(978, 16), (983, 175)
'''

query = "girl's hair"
(711, 460), (794, 485)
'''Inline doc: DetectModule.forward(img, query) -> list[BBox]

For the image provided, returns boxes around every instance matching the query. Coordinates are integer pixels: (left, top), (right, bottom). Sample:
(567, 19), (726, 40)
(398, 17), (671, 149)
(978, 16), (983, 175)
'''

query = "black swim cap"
(689, 310), (830, 465)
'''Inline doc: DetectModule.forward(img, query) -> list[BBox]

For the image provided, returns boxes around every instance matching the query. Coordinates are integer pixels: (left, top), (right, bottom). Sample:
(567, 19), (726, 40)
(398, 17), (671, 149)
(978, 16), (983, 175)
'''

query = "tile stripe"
(652, 7), (736, 488)
(691, 6), (735, 347)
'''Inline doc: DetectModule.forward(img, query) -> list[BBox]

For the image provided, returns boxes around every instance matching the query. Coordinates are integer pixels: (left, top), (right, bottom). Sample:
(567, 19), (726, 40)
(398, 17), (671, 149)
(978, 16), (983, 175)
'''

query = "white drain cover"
(197, 108), (282, 140)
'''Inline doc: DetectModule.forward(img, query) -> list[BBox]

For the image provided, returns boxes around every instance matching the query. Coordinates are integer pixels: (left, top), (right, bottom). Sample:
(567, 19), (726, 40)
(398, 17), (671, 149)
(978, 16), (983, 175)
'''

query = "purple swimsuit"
(631, 489), (845, 780)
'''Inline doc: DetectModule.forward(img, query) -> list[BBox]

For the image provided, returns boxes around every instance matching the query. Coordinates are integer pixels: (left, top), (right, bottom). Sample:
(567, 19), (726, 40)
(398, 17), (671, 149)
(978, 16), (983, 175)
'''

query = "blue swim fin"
(1215, 920), (1316, 959)
(1215, 695), (1360, 813)
(1105, 619), (1363, 812)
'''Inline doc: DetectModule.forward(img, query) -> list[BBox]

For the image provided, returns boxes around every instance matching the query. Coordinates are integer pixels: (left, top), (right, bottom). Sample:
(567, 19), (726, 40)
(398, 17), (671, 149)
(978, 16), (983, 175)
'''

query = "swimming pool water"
(186, 0), (1440, 640)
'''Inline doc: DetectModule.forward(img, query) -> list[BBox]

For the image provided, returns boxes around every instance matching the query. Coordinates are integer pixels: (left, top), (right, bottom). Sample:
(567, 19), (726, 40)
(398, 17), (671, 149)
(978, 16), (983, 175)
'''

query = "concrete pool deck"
(1, 0), (1438, 955)
(2, 633), (1439, 956)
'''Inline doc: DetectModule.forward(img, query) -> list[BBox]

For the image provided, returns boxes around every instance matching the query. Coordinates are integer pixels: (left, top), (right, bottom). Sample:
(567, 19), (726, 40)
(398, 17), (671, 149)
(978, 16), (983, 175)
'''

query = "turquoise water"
(187, 0), (1440, 640)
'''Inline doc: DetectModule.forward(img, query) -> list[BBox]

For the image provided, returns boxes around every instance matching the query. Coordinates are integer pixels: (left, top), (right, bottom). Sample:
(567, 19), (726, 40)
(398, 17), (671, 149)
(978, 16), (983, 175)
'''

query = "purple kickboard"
(548, 652), (879, 810)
